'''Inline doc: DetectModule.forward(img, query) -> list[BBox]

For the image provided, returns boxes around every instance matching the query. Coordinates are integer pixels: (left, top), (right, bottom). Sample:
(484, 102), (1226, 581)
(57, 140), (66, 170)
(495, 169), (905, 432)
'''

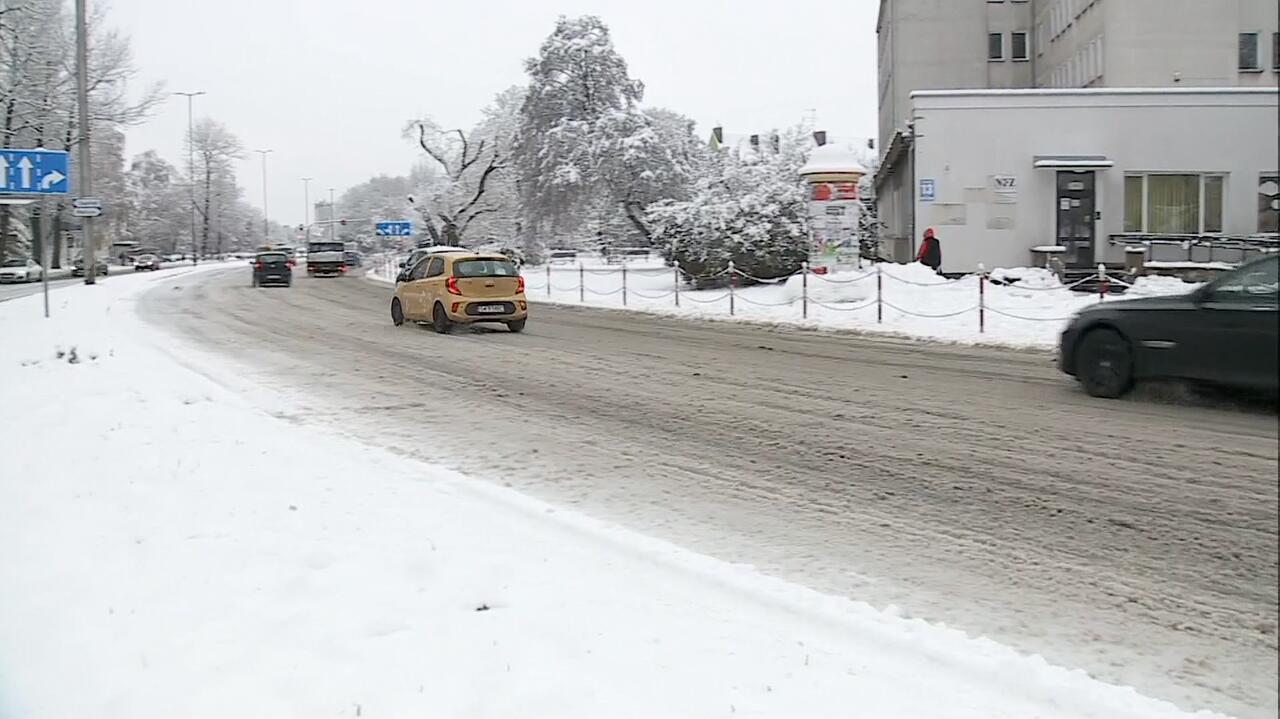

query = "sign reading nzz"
(376, 220), (413, 237)
(0, 148), (70, 195)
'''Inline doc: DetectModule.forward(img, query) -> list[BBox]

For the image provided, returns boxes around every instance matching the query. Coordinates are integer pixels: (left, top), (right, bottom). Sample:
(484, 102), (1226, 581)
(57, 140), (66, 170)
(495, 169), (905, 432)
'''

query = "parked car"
(251, 251), (294, 288)
(1059, 254), (1278, 398)
(71, 258), (109, 277)
(0, 258), (43, 283)
(391, 252), (527, 333)
(164, 253), (185, 263)
(344, 251), (363, 268)
(133, 254), (162, 272)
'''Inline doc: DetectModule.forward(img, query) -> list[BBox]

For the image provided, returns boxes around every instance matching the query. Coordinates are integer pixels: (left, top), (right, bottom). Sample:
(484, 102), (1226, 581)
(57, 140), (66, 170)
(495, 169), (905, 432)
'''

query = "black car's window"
(257, 253), (288, 263)
(1211, 257), (1279, 305)
(408, 258), (431, 281)
(425, 257), (446, 278)
(2, 259), (25, 267)
(453, 258), (518, 278)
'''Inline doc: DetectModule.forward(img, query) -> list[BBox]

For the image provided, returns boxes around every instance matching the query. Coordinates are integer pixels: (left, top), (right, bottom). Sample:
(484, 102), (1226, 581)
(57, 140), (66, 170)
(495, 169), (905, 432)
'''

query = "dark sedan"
(71, 258), (109, 277)
(251, 251), (293, 288)
(1060, 254), (1278, 398)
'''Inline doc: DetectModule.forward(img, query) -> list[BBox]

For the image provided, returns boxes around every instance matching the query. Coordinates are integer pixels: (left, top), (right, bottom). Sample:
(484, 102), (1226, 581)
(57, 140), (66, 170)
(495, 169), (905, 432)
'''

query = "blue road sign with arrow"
(376, 220), (412, 237)
(0, 149), (70, 195)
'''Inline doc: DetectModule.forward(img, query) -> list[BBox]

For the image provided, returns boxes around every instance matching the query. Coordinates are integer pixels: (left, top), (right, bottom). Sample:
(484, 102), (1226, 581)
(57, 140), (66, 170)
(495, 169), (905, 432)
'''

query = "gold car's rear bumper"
(444, 296), (528, 323)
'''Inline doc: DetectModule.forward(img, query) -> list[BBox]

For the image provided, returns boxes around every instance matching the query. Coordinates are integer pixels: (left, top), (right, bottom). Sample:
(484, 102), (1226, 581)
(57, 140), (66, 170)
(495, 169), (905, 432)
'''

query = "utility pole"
(301, 177), (312, 242)
(328, 188), (336, 242)
(173, 90), (206, 264)
(75, 0), (96, 285)
(254, 148), (272, 245)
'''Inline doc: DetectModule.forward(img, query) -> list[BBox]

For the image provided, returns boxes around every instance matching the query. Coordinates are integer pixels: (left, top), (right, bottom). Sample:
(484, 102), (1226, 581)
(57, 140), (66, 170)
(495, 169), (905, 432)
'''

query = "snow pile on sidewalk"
(371, 257), (1199, 348)
(0, 267), (1233, 718)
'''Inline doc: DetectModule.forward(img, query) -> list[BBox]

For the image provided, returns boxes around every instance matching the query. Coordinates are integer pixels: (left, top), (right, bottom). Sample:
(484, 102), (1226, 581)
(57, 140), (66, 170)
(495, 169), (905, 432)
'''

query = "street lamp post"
(329, 188), (337, 242)
(301, 177), (313, 242)
(74, 0), (96, 284)
(254, 149), (273, 245)
(173, 90), (206, 264)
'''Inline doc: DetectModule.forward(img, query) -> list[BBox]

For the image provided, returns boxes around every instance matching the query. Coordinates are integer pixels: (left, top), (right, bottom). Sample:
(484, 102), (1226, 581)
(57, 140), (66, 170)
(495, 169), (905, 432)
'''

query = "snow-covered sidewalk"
(372, 257), (1197, 348)
(0, 267), (1231, 718)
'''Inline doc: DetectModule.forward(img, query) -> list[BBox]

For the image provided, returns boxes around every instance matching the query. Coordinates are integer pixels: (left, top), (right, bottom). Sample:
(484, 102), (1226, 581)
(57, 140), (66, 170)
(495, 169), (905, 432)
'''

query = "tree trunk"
(0, 206), (10, 262)
(201, 166), (212, 258)
(51, 206), (64, 268)
(622, 201), (651, 244)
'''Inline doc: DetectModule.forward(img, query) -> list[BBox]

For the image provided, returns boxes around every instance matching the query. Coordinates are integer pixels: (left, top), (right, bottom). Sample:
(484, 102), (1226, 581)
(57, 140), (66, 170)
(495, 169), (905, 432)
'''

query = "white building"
(908, 87), (1278, 273)
(876, 0), (1280, 261)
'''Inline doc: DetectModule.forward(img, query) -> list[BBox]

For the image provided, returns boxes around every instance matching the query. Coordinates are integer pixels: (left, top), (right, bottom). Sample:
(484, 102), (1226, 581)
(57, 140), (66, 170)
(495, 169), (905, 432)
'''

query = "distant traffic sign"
(73, 196), (102, 209)
(375, 220), (412, 237)
(72, 206), (102, 218)
(0, 148), (70, 195)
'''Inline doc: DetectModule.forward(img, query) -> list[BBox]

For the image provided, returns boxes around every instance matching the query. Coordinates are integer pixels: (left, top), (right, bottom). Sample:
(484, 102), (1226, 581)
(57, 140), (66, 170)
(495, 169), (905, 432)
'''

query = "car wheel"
(391, 298), (405, 326)
(1076, 327), (1133, 398)
(507, 318), (526, 333)
(432, 303), (452, 334)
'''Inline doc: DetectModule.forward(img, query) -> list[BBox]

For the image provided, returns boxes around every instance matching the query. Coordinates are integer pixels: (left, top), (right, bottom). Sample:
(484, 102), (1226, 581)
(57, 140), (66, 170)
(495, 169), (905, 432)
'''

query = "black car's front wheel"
(391, 298), (405, 326)
(1077, 327), (1133, 398)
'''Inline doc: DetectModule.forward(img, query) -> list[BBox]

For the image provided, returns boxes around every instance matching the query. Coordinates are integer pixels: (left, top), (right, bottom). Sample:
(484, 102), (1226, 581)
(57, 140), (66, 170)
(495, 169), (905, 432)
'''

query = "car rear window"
(257, 253), (288, 263)
(453, 259), (518, 278)
(308, 242), (344, 253)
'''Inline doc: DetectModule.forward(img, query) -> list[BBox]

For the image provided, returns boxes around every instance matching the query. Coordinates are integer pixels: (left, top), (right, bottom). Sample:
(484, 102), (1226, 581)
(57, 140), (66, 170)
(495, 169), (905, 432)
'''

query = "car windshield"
(2, 259), (26, 267)
(257, 253), (288, 263)
(308, 243), (343, 253)
(453, 259), (518, 278)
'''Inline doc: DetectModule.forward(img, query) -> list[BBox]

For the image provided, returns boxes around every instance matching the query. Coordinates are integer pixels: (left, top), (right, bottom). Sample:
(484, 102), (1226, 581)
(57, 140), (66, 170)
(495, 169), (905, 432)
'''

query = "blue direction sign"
(0, 148), (70, 195)
(376, 220), (413, 237)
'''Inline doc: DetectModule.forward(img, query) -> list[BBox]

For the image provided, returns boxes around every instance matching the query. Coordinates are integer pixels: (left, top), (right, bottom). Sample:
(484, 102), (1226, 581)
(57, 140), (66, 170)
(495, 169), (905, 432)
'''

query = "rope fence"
(518, 260), (1130, 334)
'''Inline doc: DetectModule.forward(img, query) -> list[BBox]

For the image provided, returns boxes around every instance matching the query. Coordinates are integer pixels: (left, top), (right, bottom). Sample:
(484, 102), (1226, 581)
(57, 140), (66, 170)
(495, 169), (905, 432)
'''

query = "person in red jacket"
(917, 227), (942, 273)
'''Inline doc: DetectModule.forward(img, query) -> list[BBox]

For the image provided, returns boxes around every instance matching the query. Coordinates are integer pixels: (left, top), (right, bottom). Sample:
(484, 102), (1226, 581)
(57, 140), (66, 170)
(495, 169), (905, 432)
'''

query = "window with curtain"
(1126, 174), (1225, 234)
(1123, 176), (1143, 232)
(988, 33), (1004, 60)
(1147, 175), (1199, 234)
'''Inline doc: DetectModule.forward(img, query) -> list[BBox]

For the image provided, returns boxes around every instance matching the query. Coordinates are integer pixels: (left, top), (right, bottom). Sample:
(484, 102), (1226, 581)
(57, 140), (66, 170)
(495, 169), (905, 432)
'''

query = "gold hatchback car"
(391, 252), (528, 333)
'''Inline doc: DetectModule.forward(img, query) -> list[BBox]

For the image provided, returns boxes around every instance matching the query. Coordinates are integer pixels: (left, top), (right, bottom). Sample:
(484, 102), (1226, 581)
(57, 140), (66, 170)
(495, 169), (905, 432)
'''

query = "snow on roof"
(799, 144), (868, 176)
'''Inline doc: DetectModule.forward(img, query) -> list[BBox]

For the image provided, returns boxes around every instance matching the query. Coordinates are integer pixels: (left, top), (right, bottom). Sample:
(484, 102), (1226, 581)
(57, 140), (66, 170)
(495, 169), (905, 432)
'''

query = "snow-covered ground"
(370, 257), (1199, 348)
(0, 266), (1233, 718)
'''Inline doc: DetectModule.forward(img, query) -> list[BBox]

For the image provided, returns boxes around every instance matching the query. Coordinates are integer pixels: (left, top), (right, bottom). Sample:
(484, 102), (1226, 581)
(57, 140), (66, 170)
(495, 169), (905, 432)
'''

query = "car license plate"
(476, 304), (506, 314)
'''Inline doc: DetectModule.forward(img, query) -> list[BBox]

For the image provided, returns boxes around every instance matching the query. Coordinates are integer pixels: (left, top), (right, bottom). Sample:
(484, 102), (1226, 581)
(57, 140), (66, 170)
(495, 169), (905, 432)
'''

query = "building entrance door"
(1056, 170), (1096, 268)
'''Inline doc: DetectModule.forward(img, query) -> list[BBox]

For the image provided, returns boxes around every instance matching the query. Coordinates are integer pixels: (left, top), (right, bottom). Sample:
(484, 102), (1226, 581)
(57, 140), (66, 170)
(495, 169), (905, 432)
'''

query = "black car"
(251, 251), (293, 287)
(1060, 254), (1278, 398)
(71, 258), (109, 277)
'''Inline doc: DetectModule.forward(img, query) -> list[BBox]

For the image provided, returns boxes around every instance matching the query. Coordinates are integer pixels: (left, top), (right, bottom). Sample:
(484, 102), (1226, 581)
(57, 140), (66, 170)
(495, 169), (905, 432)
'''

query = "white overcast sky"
(110, 0), (879, 226)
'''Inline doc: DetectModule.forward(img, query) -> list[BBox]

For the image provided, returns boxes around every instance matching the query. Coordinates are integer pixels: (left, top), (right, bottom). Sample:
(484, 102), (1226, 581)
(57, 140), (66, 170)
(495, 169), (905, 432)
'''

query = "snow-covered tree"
(404, 114), (506, 247)
(647, 128), (812, 281)
(189, 119), (244, 257)
(122, 151), (189, 254)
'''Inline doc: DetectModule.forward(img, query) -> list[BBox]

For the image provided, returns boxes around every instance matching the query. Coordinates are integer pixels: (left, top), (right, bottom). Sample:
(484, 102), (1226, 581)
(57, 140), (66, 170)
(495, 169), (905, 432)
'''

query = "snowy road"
(141, 269), (1279, 718)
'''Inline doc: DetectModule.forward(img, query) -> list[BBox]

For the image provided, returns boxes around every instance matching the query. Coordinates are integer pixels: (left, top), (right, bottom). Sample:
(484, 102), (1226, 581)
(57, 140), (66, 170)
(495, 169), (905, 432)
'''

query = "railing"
(1108, 233), (1278, 264)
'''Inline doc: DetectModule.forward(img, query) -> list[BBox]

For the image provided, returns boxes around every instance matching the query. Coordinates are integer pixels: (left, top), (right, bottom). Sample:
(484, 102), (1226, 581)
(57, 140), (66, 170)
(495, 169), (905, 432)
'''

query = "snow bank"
(509, 262), (1202, 348)
(0, 268), (1233, 718)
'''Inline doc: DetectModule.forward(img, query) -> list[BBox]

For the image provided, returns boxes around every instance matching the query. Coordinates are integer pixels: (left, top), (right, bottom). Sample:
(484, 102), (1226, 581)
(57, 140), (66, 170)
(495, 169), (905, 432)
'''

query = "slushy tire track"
(142, 269), (1278, 718)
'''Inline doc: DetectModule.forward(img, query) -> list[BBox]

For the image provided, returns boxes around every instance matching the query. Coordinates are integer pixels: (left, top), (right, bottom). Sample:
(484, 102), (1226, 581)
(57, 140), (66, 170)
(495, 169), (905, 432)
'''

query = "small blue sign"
(376, 220), (413, 237)
(919, 178), (936, 202)
(0, 148), (70, 195)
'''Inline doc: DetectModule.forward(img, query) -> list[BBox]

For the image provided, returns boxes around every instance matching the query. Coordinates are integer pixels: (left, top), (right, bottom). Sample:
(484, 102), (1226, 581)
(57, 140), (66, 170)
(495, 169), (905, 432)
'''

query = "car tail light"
(255, 261), (264, 269)
(517, 276), (525, 294)
(446, 276), (462, 295)
(287, 260), (295, 268)
(340, 265), (348, 273)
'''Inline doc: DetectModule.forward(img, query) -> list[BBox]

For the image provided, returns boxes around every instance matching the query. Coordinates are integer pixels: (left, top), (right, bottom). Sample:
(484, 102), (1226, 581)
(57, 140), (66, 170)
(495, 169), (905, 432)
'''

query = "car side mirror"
(398, 261), (407, 268)
(249, 260), (256, 266)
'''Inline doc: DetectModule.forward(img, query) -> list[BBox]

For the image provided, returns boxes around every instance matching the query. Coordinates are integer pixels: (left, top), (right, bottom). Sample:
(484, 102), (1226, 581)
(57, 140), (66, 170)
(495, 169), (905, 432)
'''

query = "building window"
(1239, 32), (1260, 70)
(988, 32), (1004, 60)
(1011, 32), (1029, 60)
(1273, 32), (1279, 70)
(1124, 174), (1226, 235)
(1260, 175), (1279, 233)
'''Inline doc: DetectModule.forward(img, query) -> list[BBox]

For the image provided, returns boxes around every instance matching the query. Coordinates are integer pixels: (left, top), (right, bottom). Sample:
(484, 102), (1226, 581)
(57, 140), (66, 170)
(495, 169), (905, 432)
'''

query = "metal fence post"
(673, 261), (680, 308)
(579, 262), (585, 303)
(801, 261), (809, 319)
(546, 263), (551, 297)
(728, 260), (736, 316)
(622, 263), (628, 307)
(1098, 263), (1108, 301)
(978, 262), (985, 334)
(876, 262), (883, 324)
